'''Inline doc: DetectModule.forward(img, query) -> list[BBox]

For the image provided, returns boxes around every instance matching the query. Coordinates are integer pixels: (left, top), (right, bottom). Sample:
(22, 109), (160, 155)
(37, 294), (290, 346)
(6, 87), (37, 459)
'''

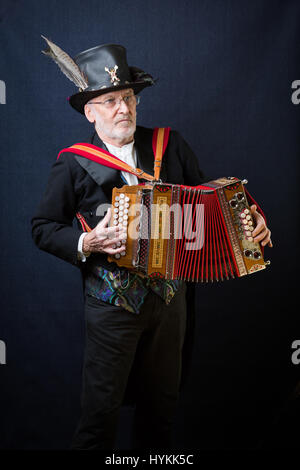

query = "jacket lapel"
(134, 132), (154, 180)
(73, 126), (166, 186)
(74, 131), (124, 188)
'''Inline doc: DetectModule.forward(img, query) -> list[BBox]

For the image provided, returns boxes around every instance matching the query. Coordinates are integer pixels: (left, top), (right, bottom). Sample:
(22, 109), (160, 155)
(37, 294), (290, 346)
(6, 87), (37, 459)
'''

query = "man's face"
(85, 88), (137, 145)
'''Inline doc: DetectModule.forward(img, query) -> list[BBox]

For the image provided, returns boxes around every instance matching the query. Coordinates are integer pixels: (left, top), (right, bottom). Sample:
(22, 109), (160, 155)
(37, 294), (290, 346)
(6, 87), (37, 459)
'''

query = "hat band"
(82, 79), (132, 92)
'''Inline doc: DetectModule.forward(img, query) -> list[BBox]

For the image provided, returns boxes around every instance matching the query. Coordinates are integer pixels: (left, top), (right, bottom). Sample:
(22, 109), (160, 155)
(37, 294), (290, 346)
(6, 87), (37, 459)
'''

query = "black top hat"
(41, 37), (155, 114)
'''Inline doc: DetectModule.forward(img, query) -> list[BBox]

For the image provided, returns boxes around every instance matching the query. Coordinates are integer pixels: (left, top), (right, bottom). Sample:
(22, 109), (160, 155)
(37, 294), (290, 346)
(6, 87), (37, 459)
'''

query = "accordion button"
(121, 251), (126, 256)
(113, 220), (118, 225)
(115, 253), (121, 259)
(123, 221), (128, 226)
(124, 209), (129, 214)
(119, 211), (123, 216)
(245, 231), (251, 237)
(113, 214), (118, 219)
(253, 251), (261, 259)
(114, 208), (119, 213)
(247, 236), (253, 242)
(114, 202), (119, 207)
(244, 209), (250, 215)
(123, 215), (128, 220)
(248, 220), (253, 226)
(119, 217), (123, 222)
(249, 226), (254, 232)
(240, 213), (246, 219)
(246, 215), (251, 221)
(244, 250), (252, 258)
(124, 203), (129, 208)
(115, 196), (120, 201)
(242, 219), (248, 225)
(120, 193), (125, 199)
(125, 196), (130, 202)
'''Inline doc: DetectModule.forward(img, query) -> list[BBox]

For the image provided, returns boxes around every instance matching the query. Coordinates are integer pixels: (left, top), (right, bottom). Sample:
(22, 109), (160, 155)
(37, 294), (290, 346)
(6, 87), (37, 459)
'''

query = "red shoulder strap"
(58, 128), (171, 182)
(57, 143), (156, 182)
(152, 127), (171, 180)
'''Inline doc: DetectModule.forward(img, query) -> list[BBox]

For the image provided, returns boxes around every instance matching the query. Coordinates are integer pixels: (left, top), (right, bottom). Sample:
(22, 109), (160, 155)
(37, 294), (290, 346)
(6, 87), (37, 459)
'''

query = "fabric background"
(0, 0), (299, 449)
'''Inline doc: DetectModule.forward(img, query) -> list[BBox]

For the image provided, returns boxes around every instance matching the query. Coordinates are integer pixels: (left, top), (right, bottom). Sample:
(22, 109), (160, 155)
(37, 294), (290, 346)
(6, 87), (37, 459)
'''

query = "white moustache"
(115, 117), (132, 124)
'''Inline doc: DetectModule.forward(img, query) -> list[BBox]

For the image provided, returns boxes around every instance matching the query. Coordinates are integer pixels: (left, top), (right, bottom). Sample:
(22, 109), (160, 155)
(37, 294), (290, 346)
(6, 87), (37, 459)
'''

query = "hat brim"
(69, 80), (152, 115)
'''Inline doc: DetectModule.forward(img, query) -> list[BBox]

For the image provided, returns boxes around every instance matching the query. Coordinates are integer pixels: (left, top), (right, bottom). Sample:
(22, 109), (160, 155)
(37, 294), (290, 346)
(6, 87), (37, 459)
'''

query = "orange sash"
(58, 127), (171, 183)
(58, 127), (171, 232)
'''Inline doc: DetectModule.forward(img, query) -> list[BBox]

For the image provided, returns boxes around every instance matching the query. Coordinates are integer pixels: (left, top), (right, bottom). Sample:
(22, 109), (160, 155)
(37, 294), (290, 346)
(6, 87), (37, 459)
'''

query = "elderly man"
(31, 39), (271, 451)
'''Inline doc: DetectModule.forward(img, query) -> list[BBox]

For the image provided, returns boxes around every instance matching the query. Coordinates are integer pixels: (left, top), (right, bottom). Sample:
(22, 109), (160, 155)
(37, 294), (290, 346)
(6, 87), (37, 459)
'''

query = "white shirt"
(77, 139), (138, 262)
(104, 140), (138, 186)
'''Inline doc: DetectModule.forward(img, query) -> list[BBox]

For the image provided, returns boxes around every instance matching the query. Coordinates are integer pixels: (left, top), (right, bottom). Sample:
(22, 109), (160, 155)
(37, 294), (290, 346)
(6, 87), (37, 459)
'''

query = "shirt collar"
(103, 139), (135, 156)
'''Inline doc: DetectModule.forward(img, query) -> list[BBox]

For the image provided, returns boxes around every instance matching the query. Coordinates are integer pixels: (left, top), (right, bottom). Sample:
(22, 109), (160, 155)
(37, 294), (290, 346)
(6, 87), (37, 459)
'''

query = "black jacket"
(31, 126), (204, 270)
(31, 125), (205, 394)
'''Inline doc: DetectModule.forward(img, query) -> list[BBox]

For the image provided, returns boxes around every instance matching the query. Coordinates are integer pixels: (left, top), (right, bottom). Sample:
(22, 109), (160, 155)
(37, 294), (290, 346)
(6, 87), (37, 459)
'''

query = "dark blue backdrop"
(0, 0), (299, 450)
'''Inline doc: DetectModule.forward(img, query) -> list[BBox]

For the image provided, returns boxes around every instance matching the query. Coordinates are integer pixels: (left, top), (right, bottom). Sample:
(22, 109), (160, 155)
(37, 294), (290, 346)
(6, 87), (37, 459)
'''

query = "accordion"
(108, 177), (269, 282)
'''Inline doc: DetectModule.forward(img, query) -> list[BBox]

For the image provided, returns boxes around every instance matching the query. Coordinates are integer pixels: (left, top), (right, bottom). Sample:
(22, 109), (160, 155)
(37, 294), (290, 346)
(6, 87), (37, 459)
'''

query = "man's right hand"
(82, 208), (127, 255)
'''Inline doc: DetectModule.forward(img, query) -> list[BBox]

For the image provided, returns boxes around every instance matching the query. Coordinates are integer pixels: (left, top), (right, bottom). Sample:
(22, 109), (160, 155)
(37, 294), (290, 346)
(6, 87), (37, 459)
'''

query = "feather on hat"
(41, 35), (155, 114)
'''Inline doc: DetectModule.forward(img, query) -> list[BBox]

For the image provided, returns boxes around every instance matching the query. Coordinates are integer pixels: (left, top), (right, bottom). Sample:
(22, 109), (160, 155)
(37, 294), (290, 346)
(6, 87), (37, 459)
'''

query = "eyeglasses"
(89, 94), (140, 110)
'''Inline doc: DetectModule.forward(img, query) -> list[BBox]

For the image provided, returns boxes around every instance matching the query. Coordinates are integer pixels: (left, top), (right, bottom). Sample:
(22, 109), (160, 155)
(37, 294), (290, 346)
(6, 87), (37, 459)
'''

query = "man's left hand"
(250, 204), (273, 247)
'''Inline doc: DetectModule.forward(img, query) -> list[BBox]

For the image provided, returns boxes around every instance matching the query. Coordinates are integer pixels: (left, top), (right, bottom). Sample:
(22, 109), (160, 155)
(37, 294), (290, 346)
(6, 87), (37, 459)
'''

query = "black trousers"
(71, 282), (187, 450)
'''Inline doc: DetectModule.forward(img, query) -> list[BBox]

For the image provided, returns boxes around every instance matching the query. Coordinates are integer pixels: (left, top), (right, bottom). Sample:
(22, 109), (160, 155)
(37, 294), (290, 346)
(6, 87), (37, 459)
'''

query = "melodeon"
(108, 177), (269, 282)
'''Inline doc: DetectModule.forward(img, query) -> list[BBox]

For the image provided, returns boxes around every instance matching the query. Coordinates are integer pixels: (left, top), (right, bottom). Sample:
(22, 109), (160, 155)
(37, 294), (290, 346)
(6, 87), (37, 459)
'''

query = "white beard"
(94, 110), (136, 144)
